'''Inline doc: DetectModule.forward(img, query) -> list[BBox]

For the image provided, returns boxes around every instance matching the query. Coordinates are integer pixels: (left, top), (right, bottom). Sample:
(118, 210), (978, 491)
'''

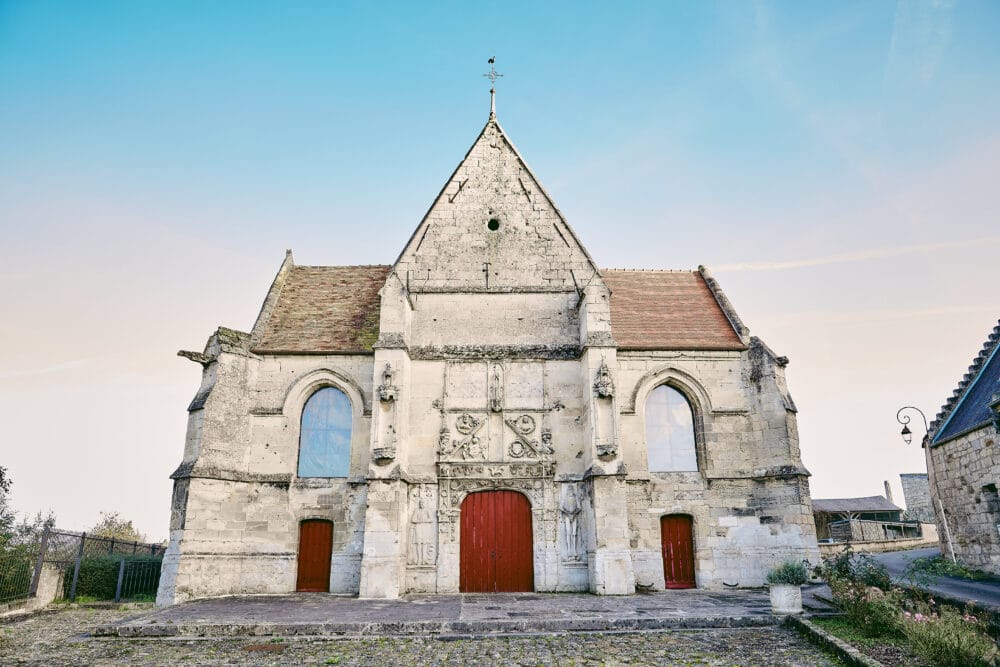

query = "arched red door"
(460, 490), (534, 592)
(296, 519), (333, 592)
(661, 514), (696, 589)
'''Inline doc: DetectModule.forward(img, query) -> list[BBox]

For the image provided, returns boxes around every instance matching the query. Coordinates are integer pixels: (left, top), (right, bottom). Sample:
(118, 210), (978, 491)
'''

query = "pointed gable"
(931, 319), (1000, 445)
(395, 118), (598, 292)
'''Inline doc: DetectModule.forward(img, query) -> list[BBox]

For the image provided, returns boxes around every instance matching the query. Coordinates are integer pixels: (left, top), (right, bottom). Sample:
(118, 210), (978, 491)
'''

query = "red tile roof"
(252, 265), (391, 354)
(602, 270), (746, 351)
(252, 266), (745, 354)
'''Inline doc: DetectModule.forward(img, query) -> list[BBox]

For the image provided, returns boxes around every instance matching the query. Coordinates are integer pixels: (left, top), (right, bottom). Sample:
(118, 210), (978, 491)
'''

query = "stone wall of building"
(926, 425), (1000, 573)
(900, 473), (934, 524)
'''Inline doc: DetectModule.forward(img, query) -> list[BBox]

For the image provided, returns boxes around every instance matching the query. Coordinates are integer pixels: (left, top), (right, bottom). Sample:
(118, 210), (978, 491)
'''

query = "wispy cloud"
(713, 234), (1000, 272)
(0, 358), (91, 380)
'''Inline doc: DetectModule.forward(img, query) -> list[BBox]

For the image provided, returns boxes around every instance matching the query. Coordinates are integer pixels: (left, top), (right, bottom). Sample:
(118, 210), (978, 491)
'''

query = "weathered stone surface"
(157, 114), (819, 605)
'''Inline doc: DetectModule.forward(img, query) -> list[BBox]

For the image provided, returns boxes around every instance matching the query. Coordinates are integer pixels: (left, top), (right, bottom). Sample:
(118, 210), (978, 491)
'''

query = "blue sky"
(2, 1), (999, 538)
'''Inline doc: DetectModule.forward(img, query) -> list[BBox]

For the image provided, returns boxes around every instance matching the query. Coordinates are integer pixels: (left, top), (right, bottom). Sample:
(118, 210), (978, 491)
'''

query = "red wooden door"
(296, 519), (333, 592)
(661, 514), (696, 589)
(460, 491), (534, 592)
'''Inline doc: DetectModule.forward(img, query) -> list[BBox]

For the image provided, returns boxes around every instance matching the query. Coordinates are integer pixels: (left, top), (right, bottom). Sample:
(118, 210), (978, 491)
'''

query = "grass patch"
(905, 556), (996, 582)
(812, 616), (907, 649)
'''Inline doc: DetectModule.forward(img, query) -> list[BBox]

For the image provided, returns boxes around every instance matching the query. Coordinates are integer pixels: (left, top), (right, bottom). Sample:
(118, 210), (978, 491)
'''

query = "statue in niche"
(408, 491), (436, 566)
(560, 484), (583, 561)
(378, 363), (398, 402)
(593, 360), (614, 398)
(489, 363), (504, 412)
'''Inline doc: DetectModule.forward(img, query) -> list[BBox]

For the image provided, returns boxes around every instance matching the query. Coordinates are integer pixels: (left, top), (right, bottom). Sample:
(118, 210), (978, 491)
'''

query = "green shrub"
(767, 560), (808, 585)
(64, 556), (120, 599)
(830, 580), (905, 638)
(814, 544), (892, 590)
(902, 604), (1000, 667)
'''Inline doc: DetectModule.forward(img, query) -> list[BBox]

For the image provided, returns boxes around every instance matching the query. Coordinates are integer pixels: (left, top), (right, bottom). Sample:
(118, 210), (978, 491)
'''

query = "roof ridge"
(294, 264), (392, 269)
(929, 318), (1000, 442)
(600, 268), (697, 273)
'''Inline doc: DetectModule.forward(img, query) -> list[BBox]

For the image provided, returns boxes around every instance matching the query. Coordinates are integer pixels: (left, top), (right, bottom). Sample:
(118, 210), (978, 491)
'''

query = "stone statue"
(408, 494), (436, 566)
(560, 484), (582, 561)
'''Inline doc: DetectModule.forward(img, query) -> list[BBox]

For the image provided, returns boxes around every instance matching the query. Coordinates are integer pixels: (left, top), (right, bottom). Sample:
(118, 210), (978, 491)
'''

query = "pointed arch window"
(645, 385), (698, 472)
(298, 387), (353, 478)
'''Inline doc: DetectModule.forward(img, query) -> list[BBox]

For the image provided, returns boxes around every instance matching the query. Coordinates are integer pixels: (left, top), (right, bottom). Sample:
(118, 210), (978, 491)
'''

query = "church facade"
(156, 108), (819, 605)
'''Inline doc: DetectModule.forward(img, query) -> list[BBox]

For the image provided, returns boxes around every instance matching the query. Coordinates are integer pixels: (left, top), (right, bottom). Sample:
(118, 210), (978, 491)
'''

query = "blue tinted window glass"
(645, 385), (697, 472)
(298, 387), (352, 478)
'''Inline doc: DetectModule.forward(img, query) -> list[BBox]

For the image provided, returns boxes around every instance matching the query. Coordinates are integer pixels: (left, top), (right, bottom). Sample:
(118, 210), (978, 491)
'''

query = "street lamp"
(896, 406), (929, 446)
(896, 404), (958, 563)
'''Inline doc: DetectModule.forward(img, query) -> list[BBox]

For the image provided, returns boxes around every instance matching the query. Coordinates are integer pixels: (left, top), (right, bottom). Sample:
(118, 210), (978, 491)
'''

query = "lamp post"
(896, 406), (929, 446)
(896, 405), (957, 563)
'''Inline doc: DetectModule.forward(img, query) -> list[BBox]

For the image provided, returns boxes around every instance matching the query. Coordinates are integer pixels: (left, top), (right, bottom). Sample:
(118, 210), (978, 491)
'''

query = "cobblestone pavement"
(96, 590), (817, 637)
(1, 606), (845, 666)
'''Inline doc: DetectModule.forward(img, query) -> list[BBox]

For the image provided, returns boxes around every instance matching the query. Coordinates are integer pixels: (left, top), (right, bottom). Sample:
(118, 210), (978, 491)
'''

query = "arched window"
(297, 387), (352, 478)
(645, 385), (697, 472)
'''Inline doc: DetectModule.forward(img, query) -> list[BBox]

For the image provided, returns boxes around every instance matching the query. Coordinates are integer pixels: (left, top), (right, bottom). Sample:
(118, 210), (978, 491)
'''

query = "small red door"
(296, 519), (333, 592)
(661, 514), (696, 589)
(460, 490), (534, 592)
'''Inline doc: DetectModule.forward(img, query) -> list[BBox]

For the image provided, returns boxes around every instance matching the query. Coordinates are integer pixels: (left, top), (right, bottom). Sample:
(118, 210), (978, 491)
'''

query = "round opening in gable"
(487, 218), (500, 231)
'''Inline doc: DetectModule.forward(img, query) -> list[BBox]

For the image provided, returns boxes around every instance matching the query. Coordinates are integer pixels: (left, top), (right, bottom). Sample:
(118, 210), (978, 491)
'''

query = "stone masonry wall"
(900, 473), (934, 524)
(927, 425), (1000, 573)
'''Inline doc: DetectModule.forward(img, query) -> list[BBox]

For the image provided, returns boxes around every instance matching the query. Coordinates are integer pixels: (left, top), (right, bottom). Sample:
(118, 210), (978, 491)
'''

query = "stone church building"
(156, 101), (819, 605)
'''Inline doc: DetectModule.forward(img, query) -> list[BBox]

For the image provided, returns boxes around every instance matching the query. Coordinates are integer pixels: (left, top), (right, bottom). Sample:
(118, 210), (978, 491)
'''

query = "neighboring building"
(812, 496), (911, 542)
(156, 96), (819, 606)
(899, 473), (934, 524)
(927, 319), (1000, 573)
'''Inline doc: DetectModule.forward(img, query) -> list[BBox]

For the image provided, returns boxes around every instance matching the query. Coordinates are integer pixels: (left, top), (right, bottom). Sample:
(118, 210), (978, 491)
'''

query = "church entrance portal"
(661, 514), (696, 589)
(296, 519), (333, 592)
(460, 490), (534, 592)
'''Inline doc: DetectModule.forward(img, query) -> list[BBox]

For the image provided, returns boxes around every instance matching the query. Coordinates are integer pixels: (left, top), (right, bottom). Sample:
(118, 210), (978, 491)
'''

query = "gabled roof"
(812, 496), (902, 514)
(603, 270), (746, 351)
(930, 319), (1000, 445)
(393, 116), (598, 291)
(251, 264), (390, 354)
(248, 260), (749, 354)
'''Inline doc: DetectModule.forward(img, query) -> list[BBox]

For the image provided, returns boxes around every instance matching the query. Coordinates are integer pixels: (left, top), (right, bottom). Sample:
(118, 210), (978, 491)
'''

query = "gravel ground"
(1, 605), (845, 666)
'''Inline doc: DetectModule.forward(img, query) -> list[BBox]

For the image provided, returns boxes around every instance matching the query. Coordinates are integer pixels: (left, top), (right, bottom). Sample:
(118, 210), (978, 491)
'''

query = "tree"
(0, 465), (16, 544)
(89, 511), (146, 543)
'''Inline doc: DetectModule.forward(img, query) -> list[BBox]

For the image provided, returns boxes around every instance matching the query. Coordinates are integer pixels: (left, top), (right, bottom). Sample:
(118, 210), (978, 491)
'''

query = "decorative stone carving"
(377, 363), (398, 402)
(408, 486), (436, 566)
(504, 414), (553, 459)
(489, 363), (504, 412)
(594, 360), (614, 398)
(596, 442), (618, 458)
(560, 483), (584, 561)
(438, 413), (486, 460)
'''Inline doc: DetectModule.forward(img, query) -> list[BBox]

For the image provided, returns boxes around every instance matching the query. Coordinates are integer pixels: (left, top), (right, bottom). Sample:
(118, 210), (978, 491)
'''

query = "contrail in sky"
(0, 359), (90, 380)
(714, 235), (1000, 272)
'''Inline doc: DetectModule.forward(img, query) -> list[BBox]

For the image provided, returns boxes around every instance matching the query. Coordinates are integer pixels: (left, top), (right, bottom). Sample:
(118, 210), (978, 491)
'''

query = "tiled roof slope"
(603, 270), (746, 351)
(930, 319), (1000, 445)
(812, 496), (902, 514)
(252, 265), (747, 354)
(252, 265), (391, 354)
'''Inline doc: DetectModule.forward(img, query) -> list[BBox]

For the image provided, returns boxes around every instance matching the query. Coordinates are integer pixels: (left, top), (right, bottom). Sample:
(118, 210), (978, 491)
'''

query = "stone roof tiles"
(252, 265), (391, 354)
(602, 270), (747, 351)
(250, 263), (747, 354)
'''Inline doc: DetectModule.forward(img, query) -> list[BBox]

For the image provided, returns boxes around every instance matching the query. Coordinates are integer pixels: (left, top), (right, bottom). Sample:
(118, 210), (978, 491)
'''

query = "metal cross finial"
(483, 57), (503, 117)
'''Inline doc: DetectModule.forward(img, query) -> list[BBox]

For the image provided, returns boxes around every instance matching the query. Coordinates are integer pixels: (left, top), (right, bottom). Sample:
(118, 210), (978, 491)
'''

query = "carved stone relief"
(437, 413), (486, 460)
(593, 360), (615, 398)
(407, 485), (437, 566)
(489, 363), (504, 412)
(504, 414), (554, 459)
(559, 483), (586, 562)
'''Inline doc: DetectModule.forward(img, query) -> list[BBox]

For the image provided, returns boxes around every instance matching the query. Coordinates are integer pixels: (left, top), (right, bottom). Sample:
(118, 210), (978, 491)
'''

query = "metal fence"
(0, 548), (37, 604)
(0, 527), (166, 605)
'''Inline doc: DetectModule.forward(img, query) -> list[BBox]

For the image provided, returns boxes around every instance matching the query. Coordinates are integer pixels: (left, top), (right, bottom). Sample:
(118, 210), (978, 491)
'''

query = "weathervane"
(483, 56), (503, 118)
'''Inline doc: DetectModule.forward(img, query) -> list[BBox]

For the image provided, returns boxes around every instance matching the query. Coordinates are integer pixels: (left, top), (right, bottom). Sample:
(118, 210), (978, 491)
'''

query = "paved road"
(871, 546), (1000, 609)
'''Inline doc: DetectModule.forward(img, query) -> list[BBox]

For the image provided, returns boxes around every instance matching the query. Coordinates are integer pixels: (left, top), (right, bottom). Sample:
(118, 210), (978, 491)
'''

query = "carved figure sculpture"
(408, 494), (436, 566)
(560, 484), (582, 561)
(593, 360), (614, 398)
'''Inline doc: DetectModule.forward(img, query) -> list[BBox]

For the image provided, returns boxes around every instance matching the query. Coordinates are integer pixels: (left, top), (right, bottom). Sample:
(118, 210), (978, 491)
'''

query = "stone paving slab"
(93, 590), (795, 638)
